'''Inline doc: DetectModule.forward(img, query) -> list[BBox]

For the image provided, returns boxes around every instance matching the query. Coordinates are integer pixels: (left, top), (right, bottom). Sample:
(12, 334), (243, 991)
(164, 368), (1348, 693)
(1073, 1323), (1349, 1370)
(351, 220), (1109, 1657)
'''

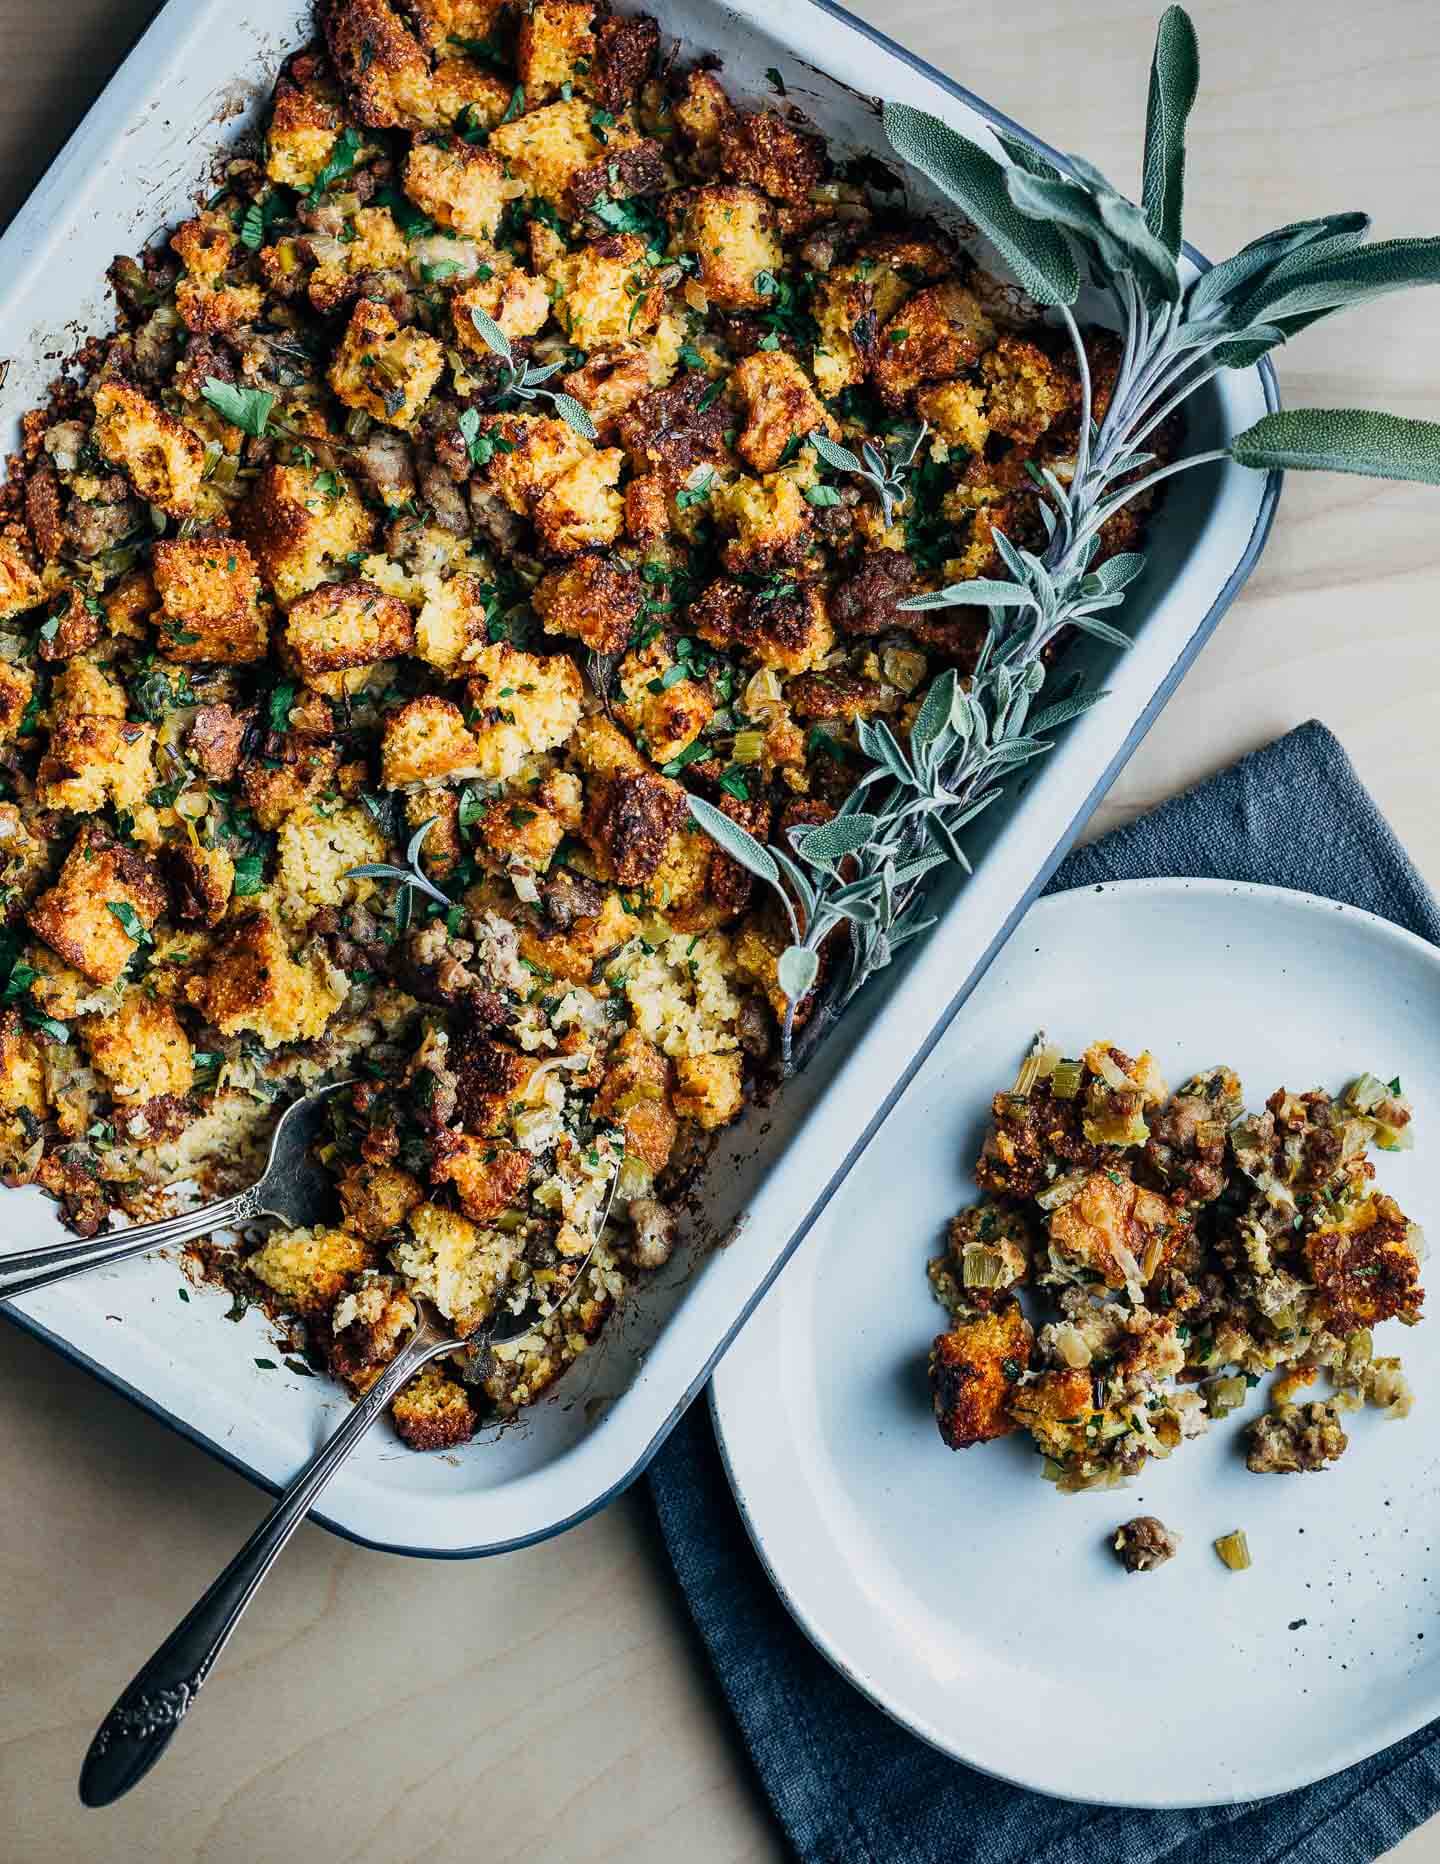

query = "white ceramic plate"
(711, 879), (1440, 1808)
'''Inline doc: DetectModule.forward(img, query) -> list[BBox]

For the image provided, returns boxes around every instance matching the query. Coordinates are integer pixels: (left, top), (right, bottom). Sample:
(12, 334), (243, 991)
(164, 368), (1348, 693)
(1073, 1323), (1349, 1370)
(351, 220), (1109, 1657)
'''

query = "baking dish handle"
(0, 1186), (262, 1304)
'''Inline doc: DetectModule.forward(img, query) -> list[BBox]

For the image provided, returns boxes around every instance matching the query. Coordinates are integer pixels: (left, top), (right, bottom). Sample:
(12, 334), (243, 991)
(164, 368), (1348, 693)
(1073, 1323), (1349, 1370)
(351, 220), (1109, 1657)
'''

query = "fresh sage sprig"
(686, 3), (1440, 1074)
(346, 816), (453, 934)
(808, 424), (929, 526)
(467, 307), (599, 439)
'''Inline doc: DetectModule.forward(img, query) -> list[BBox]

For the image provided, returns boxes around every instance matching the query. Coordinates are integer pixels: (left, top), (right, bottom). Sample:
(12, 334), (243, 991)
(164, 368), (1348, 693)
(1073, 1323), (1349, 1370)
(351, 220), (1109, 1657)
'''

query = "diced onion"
(1203, 1375), (1248, 1418)
(881, 647), (927, 694)
(1213, 1529), (1252, 1572)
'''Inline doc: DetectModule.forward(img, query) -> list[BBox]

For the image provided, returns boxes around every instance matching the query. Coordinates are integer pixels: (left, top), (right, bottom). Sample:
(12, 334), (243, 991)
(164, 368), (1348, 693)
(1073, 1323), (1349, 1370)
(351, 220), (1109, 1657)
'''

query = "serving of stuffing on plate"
(0, 0), (1169, 1450)
(929, 1041), (1424, 1493)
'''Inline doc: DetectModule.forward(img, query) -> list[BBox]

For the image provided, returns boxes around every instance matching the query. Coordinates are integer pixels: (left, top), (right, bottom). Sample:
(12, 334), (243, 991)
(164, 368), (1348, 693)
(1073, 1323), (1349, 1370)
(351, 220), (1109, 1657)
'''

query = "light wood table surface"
(1, 2), (1438, 1858)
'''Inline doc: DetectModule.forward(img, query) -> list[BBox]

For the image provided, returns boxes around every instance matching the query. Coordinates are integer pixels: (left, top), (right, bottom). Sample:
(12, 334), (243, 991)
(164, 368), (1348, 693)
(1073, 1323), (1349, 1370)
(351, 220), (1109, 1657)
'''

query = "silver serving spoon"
(76, 1162), (620, 1809)
(0, 1080), (354, 1306)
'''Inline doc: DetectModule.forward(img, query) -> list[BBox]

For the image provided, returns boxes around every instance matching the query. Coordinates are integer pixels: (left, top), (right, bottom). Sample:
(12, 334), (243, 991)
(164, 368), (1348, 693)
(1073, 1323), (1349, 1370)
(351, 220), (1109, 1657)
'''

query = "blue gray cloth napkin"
(648, 721), (1440, 1863)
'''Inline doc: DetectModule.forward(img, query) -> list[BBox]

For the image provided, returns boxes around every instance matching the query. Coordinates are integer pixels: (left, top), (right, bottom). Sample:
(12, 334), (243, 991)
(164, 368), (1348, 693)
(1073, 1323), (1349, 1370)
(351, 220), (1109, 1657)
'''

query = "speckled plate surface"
(712, 879), (1440, 1807)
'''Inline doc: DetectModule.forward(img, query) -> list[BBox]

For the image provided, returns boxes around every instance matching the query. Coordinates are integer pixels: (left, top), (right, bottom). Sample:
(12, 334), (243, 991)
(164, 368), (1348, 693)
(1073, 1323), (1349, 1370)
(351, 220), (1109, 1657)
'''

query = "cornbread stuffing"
(930, 1044), (1424, 1491)
(0, 0), (1163, 1448)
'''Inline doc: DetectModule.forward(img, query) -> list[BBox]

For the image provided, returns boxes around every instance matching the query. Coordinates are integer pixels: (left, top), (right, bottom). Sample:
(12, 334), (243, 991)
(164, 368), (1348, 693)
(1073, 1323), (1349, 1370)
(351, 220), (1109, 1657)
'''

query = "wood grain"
(0, 2), (1436, 1858)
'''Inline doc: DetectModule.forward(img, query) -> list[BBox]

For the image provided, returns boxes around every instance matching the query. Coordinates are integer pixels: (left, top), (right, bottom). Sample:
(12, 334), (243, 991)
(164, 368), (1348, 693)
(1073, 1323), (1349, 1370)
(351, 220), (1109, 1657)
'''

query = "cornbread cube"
(381, 696), (486, 789)
(517, 0), (595, 102)
(241, 736), (342, 830)
(673, 69), (732, 154)
(175, 278), (265, 337)
(452, 271), (551, 358)
(186, 909), (347, 1043)
(714, 470), (814, 575)
(980, 333), (1072, 443)
(464, 642), (583, 779)
(570, 710), (648, 778)
(548, 234), (664, 351)
(391, 1362), (477, 1450)
(0, 661), (35, 737)
(306, 207), (410, 316)
(533, 448), (625, 555)
(337, 1162), (424, 1241)
(326, 1270), (418, 1390)
(872, 282), (996, 405)
(36, 715), (155, 814)
(0, 1009), (48, 1119)
(429, 1132), (532, 1223)
(238, 463), (377, 608)
(560, 348), (652, 437)
(425, 52), (513, 130)
(391, 1200), (521, 1335)
(320, 0), (461, 128)
(282, 578), (414, 689)
(731, 351), (838, 473)
(275, 802), (388, 920)
(482, 411), (591, 514)
(26, 825), (166, 987)
(49, 656), (124, 724)
(171, 211), (236, 285)
(91, 379), (205, 518)
(588, 11), (659, 112)
(533, 552), (640, 655)
(102, 567), (157, 638)
(265, 65), (344, 188)
(1046, 1171), (1187, 1292)
(403, 137), (509, 242)
(615, 638), (713, 764)
(151, 537), (268, 663)
(915, 379), (990, 455)
(929, 1298), (1033, 1449)
(476, 795), (566, 872)
(490, 96), (634, 209)
(0, 528), (45, 621)
(676, 184), (782, 311)
(690, 576), (833, 674)
(452, 1034), (543, 1134)
(1305, 1192), (1425, 1332)
(672, 1050), (743, 1129)
(592, 1027), (676, 1174)
(81, 991), (195, 1105)
(718, 109), (825, 205)
(329, 298), (444, 431)
(810, 237), (951, 396)
(248, 1222), (371, 1315)
(413, 571), (490, 673)
(164, 842), (235, 928)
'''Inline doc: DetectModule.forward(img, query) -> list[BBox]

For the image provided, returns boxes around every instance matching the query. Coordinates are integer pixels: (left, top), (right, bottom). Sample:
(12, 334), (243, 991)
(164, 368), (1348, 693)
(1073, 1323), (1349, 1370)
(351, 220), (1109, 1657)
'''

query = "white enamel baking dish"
(0, 0), (1279, 1555)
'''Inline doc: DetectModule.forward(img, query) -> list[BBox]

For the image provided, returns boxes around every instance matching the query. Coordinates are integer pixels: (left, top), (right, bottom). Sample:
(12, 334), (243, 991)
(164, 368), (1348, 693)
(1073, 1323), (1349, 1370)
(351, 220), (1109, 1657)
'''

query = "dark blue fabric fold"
(648, 722), (1440, 1863)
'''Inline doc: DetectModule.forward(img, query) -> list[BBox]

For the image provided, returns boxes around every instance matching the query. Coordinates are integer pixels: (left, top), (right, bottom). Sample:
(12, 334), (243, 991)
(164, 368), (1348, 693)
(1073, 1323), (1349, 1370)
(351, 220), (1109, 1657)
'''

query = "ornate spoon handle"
(78, 1317), (452, 1807)
(0, 1187), (263, 1304)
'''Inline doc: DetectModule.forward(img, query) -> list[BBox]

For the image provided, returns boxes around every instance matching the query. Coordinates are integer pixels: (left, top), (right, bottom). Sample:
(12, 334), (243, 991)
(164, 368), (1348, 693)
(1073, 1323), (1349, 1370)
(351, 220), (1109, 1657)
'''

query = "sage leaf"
(1091, 552), (1146, 593)
(1007, 167), (1180, 304)
(1228, 408), (1440, 484)
(995, 131), (1065, 183)
(1189, 212), (1370, 316)
(1141, 5), (1199, 255)
(1028, 689), (1109, 733)
(777, 945), (820, 1003)
(550, 393), (598, 439)
(898, 580), (1035, 610)
(910, 670), (957, 755)
(686, 794), (781, 886)
(793, 815), (880, 865)
(1241, 237), (1440, 323)
(882, 103), (1080, 306)
(809, 431), (863, 474)
(468, 305), (512, 359)
(1069, 614), (1134, 649)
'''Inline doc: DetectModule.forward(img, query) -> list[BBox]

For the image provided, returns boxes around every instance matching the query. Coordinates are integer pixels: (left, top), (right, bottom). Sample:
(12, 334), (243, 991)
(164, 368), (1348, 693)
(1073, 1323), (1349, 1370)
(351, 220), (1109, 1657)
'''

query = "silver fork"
(0, 1080), (354, 1306)
(76, 1161), (620, 1809)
